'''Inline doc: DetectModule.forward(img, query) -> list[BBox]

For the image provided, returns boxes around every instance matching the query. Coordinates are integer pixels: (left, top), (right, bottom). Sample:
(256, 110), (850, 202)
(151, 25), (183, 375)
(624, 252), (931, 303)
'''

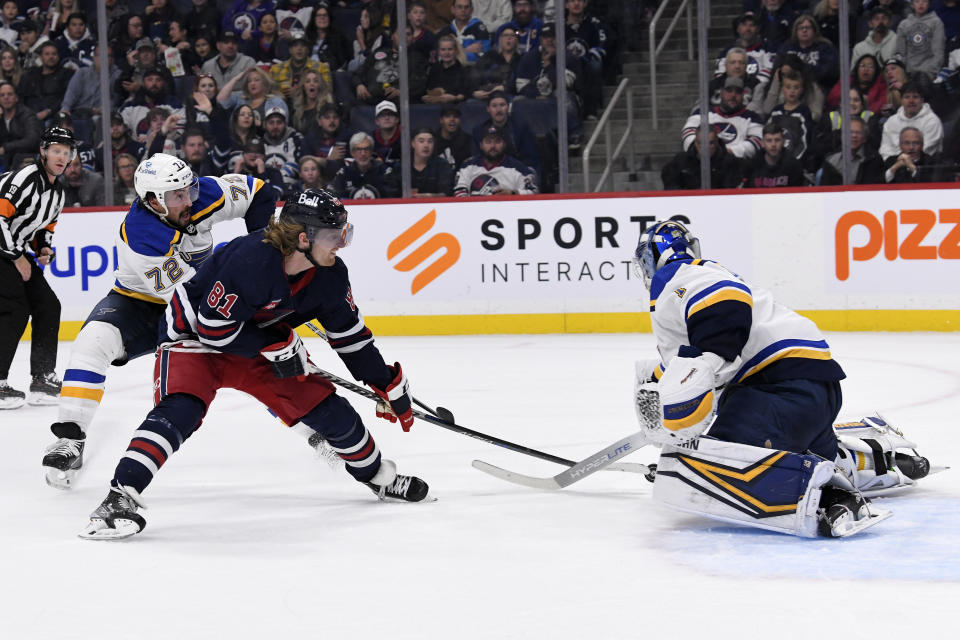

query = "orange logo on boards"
(834, 209), (960, 280)
(387, 209), (461, 294)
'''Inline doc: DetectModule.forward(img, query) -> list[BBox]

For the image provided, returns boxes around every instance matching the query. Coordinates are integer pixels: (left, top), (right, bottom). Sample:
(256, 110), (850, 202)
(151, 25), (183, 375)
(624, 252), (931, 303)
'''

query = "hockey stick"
(303, 360), (649, 474)
(472, 431), (655, 490)
(303, 321), (456, 423)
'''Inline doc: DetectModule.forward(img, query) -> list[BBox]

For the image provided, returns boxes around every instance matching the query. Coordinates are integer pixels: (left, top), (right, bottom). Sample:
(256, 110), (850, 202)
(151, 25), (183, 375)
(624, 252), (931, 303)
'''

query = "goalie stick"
(302, 361), (649, 475)
(472, 431), (655, 490)
(303, 321), (456, 424)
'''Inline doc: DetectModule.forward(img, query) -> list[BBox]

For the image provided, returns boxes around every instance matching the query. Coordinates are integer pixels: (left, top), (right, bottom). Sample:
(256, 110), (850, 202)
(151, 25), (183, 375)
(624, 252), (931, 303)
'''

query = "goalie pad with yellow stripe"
(653, 438), (891, 538)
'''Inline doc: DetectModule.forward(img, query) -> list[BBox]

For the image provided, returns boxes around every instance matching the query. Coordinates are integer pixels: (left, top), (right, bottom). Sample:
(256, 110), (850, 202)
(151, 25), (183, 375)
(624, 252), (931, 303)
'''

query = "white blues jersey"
(113, 175), (267, 304)
(648, 259), (845, 385)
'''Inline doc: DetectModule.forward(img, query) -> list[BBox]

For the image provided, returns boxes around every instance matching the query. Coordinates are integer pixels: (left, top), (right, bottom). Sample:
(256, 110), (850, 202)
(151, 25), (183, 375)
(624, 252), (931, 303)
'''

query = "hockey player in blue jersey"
(79, 188), (429, 540)
(41, 153), (276, 489)
(632, 220), (932, 538)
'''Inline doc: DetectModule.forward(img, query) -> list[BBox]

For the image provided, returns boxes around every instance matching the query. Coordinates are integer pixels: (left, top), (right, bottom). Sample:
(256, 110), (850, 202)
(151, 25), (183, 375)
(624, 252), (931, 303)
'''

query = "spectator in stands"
(435, 105), (472, 171)
(660, 127), (744, 190)
(881, 55), (909, 116)
(307, 2), (352, 71)
(116, 37), (168, 103)
(682, 76), (763, 160)
(409, 128), (455, 197)
(161, 19), (204, 76)
(291, 69), (334, 133)
(54, 12), (94, 70)
(49, 111), (95, 168)
(348, 6), (387, 72)
(144, 0), (177, 41)
(95, 112), (145, 172)
(757, 0), (798, 51)
(302, 103), (350, 181)
(815, 87), (881, 159)
(814, 0), (857, 50)
(497, 0), (542, 56)
(455, 125), (538, 196)
(59, 155), (104, 207)
(439, 0), (492, 65)
(103, 0), (130, 43)
(120, 67), (184, 142)
(767, 67), (817, 165)
(936, 0), (960, 51)
(0, 45), (22, 86)
(218, 66), (286, 123)
(60, 43), (119, 142)
(896, 0), (945, 79)
(293, 155), (325, 198)
(879, 80), (943, 158)
(113, 152), (139, 205)
(0, 81), (41, 170)
(515, 23), (583, 146)
(142, 106), (178, 155)
(180, 126), (217, 176)
(424, 0), (455, 32)
(472, 24), (521, 100)
(262, 105), (304, 189)
(114, 14), (146, 57)
(407, 1), (437, 61)
(0, 1), (19, 47)
(745, 121), (806, 187)
(16, 19), (46, 71)
(819, 116), (886, 185)
(424, 34), (470, 103)
(883, 125), (948, 181)
(762, 54), (826, 121)
(827, 54), (887, 113)
(192, 35), (216, 68)
(183, 73), (223, 139)
(353, 26), (428, 106)
(18, 42), (74, 125)
(371, 100), (402, 165)
(182, 0), (221, 43)
(241, 11), (279, 63)
(222, 0), (277, 35)
(330, 131), (401, 199)
(564, 0), (608, 119)
(201, 30), (257, 88)
(235, 135), (287, 198)
(46, 0), (79, 40)
(778, 14), (839, 91)
(212, 103), (262, 171)
(852, 6), (898, 66)
(473, 0), (513, 34)
(717, 12), (775, 87)
(710, 47), (765, 112)
(270, 29), (332, 100)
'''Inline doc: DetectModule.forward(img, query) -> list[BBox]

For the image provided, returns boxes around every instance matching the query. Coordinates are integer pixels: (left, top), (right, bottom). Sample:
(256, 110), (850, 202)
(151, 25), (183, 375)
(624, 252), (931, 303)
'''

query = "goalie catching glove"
(261, 329), (309, 379)
(369, 362), (414, 432)
(635, 352), (739, 444)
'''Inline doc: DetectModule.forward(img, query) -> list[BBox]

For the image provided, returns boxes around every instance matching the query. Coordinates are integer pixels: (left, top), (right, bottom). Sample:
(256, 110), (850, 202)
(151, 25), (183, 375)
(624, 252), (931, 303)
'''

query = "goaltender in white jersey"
(41, 154), (277, 489)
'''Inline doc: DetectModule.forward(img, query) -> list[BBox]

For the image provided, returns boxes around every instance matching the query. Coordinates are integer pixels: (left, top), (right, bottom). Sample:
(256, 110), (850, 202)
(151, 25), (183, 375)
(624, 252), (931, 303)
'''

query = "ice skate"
(817, 486), (890, 538)
(27, 372), (61, 406)
(0, 379), (25, 409)
(42, 422), (86, 489)
(79, 484), (147, 540)
(364, 459), (433, 503)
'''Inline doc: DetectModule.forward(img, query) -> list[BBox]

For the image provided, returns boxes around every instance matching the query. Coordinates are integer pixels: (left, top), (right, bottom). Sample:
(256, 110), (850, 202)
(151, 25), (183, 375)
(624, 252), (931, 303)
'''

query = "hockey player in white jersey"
(41, 153), (276, 489)
(632, 220), (933, 537)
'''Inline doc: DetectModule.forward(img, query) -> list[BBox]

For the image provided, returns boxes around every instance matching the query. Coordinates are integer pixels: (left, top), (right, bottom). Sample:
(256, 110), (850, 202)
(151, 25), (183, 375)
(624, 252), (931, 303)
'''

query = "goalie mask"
(633, 220), (701, 290)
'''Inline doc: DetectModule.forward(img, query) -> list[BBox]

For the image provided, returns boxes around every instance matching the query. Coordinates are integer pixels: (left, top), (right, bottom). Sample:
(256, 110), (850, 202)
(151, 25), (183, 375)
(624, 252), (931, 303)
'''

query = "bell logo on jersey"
(387, 209), (460, 295)
(834, 209), (960, 280)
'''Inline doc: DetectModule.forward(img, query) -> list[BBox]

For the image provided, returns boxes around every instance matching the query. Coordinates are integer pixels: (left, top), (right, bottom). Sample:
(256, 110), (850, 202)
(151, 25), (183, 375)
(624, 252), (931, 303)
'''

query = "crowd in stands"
(663, 0), (960, 190)
(0, 0), (626, 204)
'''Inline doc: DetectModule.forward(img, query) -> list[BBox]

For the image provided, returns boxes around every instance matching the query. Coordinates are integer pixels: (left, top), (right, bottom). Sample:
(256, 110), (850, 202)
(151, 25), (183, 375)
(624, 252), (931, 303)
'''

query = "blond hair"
(262, 218), (305, 256)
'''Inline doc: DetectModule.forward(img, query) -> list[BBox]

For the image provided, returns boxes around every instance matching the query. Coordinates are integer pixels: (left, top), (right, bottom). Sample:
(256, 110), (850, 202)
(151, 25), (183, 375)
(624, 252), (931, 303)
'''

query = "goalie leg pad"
(653, 438), (890, 538)
(834, 415), (930, 496)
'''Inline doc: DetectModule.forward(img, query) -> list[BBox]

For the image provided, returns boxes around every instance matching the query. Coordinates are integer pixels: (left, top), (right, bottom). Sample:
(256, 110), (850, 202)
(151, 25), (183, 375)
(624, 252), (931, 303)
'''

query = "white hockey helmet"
(134, 153), (199, 219)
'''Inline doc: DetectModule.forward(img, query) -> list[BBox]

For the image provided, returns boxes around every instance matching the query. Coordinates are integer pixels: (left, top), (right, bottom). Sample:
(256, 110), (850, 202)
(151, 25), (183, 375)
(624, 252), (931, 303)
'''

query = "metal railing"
(649, 0), (694, 129)
(581, 78), (634, 193)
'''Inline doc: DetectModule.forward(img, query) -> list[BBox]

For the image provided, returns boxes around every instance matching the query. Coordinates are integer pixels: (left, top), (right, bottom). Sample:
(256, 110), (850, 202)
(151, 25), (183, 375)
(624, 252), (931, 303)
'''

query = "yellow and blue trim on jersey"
(733, 338), (834, 384)
(685, 280), (753, 319)
(112, 279), (165, 304)
(663, 389), (714, 432)
(119, 204), (182, 257)
(189, 176), (227, 226)
(648, 259), (707, 312)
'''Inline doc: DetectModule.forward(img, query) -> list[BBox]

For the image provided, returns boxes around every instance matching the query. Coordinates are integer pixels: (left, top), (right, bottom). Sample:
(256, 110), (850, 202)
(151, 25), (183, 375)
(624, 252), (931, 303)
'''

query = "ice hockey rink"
(1, 331), (957, 639)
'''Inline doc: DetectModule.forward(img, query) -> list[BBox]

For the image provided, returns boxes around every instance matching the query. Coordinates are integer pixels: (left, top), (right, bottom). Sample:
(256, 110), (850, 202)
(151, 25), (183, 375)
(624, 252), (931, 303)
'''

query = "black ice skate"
(0, 379), (25, 409)
(43, 422), (86, 490)
(364, 460), (432, 503)
(79, 485), (147, 540)
(817, 486), (890, 538)
(28, 372), (61, 406)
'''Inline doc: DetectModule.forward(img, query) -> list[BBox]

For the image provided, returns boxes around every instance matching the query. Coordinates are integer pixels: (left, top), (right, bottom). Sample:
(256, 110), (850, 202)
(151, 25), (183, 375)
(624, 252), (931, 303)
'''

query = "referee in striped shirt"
(0, 126), (76, 409)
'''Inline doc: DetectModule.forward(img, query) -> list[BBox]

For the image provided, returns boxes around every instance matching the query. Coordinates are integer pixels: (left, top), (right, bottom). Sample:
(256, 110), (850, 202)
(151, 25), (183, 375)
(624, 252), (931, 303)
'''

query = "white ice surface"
(1, 333), (958, 639)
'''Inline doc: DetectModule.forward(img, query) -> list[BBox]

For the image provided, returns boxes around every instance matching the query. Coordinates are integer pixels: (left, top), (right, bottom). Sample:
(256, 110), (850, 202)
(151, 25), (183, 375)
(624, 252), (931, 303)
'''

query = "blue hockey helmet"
(633, 220), (701, 289)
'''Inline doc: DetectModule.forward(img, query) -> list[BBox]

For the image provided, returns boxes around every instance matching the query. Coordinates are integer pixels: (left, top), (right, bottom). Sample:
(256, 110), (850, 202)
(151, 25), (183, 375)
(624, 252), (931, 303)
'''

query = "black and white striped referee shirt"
(0, 161), (65, 261)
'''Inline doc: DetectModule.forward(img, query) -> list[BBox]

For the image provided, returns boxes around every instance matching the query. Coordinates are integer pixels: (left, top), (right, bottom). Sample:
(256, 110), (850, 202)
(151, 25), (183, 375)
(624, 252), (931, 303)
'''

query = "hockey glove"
(261, 329), (309, 379)
(369, 362), (414, 432)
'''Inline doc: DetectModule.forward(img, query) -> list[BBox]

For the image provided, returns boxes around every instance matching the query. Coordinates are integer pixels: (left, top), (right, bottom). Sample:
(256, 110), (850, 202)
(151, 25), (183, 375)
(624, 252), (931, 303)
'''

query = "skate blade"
(78, 518), (143, 541)
(27, 392), (59, 406)
(44, 467), (79, 490)
(0, 397), (26, 410)
(833, 508), (893, 538)
(377, 492), (438, 504)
